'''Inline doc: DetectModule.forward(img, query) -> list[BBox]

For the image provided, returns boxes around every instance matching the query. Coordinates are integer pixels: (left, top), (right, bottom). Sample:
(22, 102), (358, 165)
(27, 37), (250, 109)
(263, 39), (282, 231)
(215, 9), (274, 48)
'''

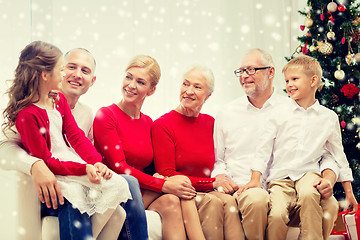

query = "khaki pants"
(234, 188), (270, 240)
(267, 172), (339, 240)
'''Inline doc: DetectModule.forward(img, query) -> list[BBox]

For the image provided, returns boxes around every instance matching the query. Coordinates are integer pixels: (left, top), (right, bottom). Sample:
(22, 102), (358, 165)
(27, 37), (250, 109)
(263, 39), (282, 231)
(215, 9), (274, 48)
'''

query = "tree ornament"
(354, 53), (360, 63)
(300, 25), (305, 31)
(327, 11), (335, 23)
(334, 65), (345, 80)
(302, 41), (308, 54)
(337, 5), (346, 12)
(340, 83), (360, 99)
(350, 29), (360, 45)
(320, 6), (324, 21)
(309, 45), (317, 52)
(318, 40), (333, 55)
(296, 45), (302, 53)
(341, 121), (346, 129)
(353, 17), (360, 26)
(304, 13), (314, 28)
(345, 53), (353, 65)
(342, 37), (346, 44)
(327, 31), (335, 40)
(327, 2), (337, 13)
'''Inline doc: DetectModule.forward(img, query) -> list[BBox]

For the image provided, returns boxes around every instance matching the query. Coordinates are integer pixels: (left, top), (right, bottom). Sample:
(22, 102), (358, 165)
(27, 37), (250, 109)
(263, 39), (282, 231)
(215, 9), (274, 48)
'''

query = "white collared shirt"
(211, 92), (290, 186)
(253, 99), (353, 183)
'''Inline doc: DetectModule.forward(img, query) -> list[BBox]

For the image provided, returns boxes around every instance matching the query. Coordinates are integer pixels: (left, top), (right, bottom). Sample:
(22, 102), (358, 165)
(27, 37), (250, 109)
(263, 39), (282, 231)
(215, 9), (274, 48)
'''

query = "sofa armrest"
(145, 210), (162, 240)
(0, 168), (41, 240)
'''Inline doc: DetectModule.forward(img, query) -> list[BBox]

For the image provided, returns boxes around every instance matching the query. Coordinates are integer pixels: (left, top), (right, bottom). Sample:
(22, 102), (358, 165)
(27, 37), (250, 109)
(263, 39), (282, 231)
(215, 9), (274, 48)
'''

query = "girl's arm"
(58, 93), (101, 165)
(16, 110), (87, 176)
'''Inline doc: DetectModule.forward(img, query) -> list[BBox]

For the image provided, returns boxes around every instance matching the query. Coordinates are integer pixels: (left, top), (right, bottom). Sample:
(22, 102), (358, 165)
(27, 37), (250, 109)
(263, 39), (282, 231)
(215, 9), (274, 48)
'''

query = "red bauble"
(341, 121), (346, 128)
(300, 25), (305, 31)
(340, 83), (360, 99)
(338, 5), (346, 12)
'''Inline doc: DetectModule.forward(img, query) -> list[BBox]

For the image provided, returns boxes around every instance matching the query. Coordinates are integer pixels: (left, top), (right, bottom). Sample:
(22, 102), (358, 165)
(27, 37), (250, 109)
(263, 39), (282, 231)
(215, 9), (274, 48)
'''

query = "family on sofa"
(0, 41), (357, 240)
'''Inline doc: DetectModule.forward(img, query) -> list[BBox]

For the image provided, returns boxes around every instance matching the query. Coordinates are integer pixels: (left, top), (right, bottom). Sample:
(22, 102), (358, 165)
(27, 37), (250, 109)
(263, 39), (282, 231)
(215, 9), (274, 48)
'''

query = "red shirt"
(93, 104), (165, 193)
(151, 110), (216, 192)
(15, 93), (101, 176)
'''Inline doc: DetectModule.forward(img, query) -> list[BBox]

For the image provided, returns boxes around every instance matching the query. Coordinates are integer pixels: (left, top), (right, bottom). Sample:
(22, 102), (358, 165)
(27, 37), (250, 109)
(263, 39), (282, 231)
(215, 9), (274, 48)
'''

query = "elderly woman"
(151, 65), (245, 240)
(93, 55), (197, 240)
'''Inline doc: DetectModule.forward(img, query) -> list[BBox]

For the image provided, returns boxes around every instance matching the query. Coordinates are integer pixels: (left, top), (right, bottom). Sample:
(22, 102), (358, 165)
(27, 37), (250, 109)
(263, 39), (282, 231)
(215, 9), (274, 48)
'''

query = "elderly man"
(0, 48), (148, 240)
(211, 48), (339, 239)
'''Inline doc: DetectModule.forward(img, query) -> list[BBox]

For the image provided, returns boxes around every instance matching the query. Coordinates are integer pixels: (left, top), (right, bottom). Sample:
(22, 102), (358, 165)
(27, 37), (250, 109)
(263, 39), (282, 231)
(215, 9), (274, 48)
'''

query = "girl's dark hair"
(2, 41), (62, 135)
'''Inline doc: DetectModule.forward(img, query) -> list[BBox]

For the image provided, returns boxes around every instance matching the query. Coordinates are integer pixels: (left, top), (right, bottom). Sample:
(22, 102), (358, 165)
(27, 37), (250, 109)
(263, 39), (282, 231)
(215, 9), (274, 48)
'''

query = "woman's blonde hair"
(2, 41), (62, 134)
(125, 55), (161, 87)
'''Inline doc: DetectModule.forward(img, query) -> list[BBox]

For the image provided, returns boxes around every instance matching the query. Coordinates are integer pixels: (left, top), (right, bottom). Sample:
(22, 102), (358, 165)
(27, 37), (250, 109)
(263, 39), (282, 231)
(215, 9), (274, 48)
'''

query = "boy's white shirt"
(252, 99), (353, 184)
(0, 101), (94, 175)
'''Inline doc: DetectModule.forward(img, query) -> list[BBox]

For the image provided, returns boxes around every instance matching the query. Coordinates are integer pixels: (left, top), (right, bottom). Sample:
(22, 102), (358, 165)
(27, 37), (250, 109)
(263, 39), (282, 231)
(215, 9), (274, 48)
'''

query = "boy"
(246, 55), (357, 240)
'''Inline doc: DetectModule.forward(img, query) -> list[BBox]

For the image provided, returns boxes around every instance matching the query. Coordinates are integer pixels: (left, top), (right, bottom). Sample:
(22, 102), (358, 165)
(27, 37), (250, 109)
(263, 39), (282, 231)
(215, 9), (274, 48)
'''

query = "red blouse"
(151, 110), (216, 192)
(93, 104), (165, 193)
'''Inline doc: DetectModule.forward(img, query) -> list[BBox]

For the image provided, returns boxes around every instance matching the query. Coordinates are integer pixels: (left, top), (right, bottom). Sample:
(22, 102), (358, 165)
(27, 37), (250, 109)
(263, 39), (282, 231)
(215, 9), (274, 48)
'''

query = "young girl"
(2, 41), (131, 240)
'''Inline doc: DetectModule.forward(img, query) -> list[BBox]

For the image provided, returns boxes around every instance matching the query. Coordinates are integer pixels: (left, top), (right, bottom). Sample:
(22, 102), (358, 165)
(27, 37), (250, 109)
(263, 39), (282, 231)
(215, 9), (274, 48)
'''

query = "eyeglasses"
(234, 66), (271, 77)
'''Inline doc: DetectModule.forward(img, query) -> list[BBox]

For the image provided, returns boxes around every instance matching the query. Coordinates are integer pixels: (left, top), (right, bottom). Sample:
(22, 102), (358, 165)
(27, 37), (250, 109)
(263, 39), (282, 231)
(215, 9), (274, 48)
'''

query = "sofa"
(1, 166), (346, 240)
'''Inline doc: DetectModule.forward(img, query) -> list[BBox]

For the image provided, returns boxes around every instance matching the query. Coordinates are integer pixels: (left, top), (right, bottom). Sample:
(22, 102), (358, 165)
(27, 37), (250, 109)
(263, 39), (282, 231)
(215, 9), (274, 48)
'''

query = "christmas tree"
(288, 0), (360, 201)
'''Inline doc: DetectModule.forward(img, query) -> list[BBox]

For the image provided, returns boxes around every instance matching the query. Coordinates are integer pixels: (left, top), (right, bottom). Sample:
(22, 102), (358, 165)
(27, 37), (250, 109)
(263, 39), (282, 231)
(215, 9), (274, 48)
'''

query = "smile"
(68, 80), (82, 87)
(125, 89), (137, 95)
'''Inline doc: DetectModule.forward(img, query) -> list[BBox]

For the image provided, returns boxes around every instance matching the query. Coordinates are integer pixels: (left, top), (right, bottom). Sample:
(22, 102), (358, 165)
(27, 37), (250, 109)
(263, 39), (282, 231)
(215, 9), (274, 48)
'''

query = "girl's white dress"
(47, 109), (131, 216)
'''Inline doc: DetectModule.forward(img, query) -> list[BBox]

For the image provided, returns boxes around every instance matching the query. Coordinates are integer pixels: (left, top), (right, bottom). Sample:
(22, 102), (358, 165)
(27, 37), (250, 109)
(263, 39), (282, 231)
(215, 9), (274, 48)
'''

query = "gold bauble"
(318, 41), (333, 55)
(309, 45), (317, 52)
(327, 31), (335, 40)
(334, 69), (345, 80)
(345, 53), (353, 65)
(327, 2), (338, 13)
(304, 17), (314, 28)
(296, 46), (302, 53)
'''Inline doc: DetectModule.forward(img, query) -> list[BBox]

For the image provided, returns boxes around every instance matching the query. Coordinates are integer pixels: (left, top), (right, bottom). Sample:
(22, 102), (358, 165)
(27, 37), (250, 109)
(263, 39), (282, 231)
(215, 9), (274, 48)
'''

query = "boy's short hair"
(282, 55), (323, 89)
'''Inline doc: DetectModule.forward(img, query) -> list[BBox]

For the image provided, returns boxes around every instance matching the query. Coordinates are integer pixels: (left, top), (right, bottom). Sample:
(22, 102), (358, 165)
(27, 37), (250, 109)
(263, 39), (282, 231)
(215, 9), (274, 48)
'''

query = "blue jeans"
(119, 174), (149, 240)
(41, 199), (92, 240)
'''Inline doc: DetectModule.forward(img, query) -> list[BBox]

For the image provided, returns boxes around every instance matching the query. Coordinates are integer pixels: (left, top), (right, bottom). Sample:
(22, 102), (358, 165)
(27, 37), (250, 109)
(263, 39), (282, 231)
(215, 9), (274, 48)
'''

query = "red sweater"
(151, 110), (216, 192)
(15, 93), (101, 176)
(93, 104), (165, 193)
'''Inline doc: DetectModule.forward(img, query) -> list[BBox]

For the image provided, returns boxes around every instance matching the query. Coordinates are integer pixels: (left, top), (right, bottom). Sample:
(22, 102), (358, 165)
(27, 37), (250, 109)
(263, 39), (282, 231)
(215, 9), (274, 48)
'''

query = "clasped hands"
(86, 162), (112, 184)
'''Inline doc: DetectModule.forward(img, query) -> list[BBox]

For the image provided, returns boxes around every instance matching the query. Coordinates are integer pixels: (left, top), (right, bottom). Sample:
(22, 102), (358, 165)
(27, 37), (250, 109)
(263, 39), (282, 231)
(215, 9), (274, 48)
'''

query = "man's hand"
(162, 175), (196, 199)
(30, 160), (64, 209)
(313, 178), (333, 200)
(213, 173), (239, 194)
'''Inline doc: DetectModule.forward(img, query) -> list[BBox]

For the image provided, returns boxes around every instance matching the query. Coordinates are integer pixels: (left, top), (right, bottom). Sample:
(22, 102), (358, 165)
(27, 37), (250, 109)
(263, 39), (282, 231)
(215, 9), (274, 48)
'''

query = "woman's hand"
(162, 175), (197, 199)
(86, 164), (101, 184)
(94, 162), (112, 180)
(344, 192), (358, 214)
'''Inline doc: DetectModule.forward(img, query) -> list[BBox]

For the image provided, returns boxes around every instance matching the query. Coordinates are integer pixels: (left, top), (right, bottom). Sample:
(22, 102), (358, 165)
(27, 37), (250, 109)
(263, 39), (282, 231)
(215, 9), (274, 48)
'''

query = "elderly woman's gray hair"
(183, 64), (215, 94)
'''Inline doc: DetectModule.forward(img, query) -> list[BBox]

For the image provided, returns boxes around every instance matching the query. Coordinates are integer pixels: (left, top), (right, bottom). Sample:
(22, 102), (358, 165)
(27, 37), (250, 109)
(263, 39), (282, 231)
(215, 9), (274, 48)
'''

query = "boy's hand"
(94, 162), (112, 180)
(86, 164), (101, 184)
(344, 193), (358, 214)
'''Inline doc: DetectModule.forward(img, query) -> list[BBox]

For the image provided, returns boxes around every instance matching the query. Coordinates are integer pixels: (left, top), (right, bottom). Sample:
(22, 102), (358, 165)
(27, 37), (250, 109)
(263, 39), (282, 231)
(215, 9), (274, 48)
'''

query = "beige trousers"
(234, 187), (270, 240)
(267, 172), (339, 240)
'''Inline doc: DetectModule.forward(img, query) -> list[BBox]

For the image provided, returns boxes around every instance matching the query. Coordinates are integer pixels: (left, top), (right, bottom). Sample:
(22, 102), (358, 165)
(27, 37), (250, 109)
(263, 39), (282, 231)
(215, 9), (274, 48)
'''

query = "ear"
(310, 75), (318, 88)
(147, 86), (156, 96)
(205, 93), (212, 101)
(40, 71), (49, 81)
(268, 66), (275, 79)
(90, 76), (96, 87)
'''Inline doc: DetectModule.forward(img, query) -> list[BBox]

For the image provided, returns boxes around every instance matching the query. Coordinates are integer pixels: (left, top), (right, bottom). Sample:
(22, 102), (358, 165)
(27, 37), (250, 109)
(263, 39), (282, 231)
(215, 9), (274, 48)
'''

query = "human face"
(122, 67), (155, 105)
(239, 52), (272, 98)
(48, 57), (65, 91)
(62, 49), (96, 98)
(284, 67), (317, 106)
(179, 69), (211, 114)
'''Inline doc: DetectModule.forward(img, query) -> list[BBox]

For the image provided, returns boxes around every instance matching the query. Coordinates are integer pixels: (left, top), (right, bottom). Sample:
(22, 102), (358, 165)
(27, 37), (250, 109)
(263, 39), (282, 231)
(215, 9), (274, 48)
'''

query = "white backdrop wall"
(0, 0), (309, 121)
